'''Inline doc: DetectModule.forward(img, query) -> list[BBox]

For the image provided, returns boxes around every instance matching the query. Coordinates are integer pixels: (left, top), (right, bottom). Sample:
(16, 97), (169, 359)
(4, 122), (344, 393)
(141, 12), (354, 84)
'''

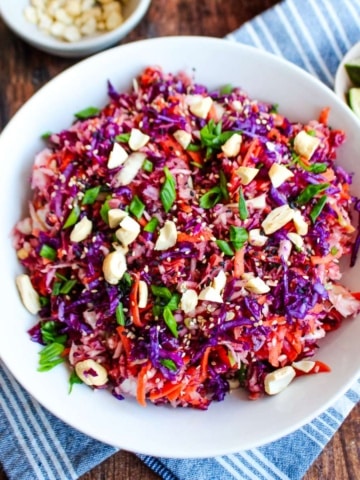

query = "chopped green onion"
(39, 295), (49, 307)
(52, 281), (62, 296)
(69, 370), (83, 393)
(163, 306), (178, 338)
(160, 358), (178, 371)
(310, 195), (327, 223)
(216, 239), (234, 256)
(186, 143), (201, 152)
(199, 120), (235, 157)
(270, 103), (279, 114)
(100, 199), (111, 224)
(115, 132), (131, 143)
(116, 301), (126, 326)
(41, 321), (67, 345)
(74, 106), (100, 119)
(151, 285), (172, 302)
(309, 163), (328, 174)
(160, 167), (176, 212)
(330, 246), (339, 256)
(39, 244), (57, 261)
(306, 129), (317, 136)
(144, 217), (159, 233)
(238, 187), (248, 220)
(220, 84), (233, 94)
(59, 279), (77, 295)
(82, 186), (101, 205)
(129, 195), (145, 218)
(296, 183), (329, 205)
(55, 272), (68, 282)
(229, 226), (248, 251)
(199, 186), (222, 209)
(166, 293), (180, 311)
(38, 343), (65, 372)
(142, 159), (154, 173)
(41, 131), (52, 140)
(63, 204), (80, 229)
(237, 363), (248, 386)
(121, 272), (132, 288)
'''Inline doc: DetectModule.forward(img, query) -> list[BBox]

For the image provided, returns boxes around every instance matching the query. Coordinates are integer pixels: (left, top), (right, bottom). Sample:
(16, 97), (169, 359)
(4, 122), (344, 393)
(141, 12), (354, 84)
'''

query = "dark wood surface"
(0, 1), (359, 479)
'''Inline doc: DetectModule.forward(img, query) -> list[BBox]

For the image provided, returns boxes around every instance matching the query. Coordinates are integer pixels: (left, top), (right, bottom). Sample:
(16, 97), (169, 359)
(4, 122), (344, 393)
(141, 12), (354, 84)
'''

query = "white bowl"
(0, 0), (151, 57)
(334, 40), (360, 103)
(1, 37), (360, 458)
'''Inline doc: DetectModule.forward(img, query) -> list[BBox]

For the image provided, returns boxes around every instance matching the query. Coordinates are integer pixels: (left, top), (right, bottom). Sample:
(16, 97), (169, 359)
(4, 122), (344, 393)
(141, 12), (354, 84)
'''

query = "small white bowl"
(0, 0), (151, 58)
(334, 40), (360, 103)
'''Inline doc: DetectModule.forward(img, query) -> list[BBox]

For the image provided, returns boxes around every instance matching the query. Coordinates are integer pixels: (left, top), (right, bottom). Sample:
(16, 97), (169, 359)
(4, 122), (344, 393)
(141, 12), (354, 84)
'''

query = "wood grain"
(0, 1), (359, 479)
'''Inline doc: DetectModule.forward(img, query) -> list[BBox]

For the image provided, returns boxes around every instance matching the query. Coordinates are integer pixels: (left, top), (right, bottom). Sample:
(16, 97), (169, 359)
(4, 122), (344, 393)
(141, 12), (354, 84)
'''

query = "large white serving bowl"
(0, 36), (359, 458)
(0, 0), (151, 57)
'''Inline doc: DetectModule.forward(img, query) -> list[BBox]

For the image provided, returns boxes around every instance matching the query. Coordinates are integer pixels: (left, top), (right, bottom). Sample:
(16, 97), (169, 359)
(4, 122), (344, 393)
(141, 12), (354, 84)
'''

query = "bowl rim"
(0, 0), (152, 54)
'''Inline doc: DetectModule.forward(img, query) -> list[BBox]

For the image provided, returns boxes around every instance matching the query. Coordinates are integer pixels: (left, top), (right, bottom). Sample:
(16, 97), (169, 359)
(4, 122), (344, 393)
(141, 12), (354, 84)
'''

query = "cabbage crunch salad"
(14, 67), (360, 409)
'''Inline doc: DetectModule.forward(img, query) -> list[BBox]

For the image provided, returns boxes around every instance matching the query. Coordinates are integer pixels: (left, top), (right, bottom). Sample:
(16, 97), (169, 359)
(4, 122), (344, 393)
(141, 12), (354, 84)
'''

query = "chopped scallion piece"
(52, 281), (62, 296)
(59, 279), (77, 295)
(296, 183), (329, 205)
(116, 301), (126, 326)
(63, 204), (80, 229)
(74, 106), (100, 119)
(220, 84), (233, 94)
(219, 171), (229, 201)
(160, 358), (177, 371)
(69, 370), (83, 393)
(144, 217), (159, 233)
(115, 132), (131, 143)
(39, 244), (57, 261)
(216, 239), (234, 256)
(142, 159), (154, 172)
(163, 306), (178, 338)
(100, 199), (111, 224)
(82, 186), (101, 205)
(41, 131), (52, 140)
(38, 343), (65, 372)
(229, 225), (248, 251)
(129, 195), (145, 218)
(310, 195), (327, 223)
(160, 167), (176, 212)
(151, 285), (172, 302)
(238, 187), (248, 220)
(199, 186), (222, 209)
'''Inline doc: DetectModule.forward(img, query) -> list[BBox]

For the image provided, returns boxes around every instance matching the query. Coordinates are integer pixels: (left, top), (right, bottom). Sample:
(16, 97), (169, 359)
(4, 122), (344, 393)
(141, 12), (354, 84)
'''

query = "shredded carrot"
(129, 273), (144, 327)
(149, 381), (183, 402)
(199, 346), (212, 382)
(321, 168), (336, 183)
(241, 138), (261, 166)
(136, 362), (150, 407)
(233, 247), (245, 278)
(187, 149), (203, 166)
(177, 230), (213, 243)
(319, 106), (330, 125)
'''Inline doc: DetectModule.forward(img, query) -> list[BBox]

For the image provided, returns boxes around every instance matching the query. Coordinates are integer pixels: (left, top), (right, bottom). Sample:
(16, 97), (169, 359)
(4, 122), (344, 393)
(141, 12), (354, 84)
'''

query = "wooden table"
(0, 1), (359, 479)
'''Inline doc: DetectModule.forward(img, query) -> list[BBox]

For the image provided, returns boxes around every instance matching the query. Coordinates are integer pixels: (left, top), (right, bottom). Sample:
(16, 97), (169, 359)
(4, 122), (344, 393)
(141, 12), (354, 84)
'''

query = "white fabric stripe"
(238, 451), (284, 480)
(310, 1), (343, 60)
(228, 454), (265, 480)
(343, 0), (360, 28)
(274, 5), (318, 77)
(333, 395), (356, 417)
(255, 17), (284, 57)
(5, 370), (70, 480)
(251, 448), (290, 480)
(324, 409), (342, 426)
(245, 22), (267, 50)
(316, 415), (337, 434)
(0, 373), (57, 480)
(350, 381), (360, 395)
(305, 421), (331, 443)
(30, 401), (78, 479)
(300, 426), (326, 448)
(287, 0), (333, 83)
(319, 0), (351, 50)
(0, 384), (45, 479)
(215, 456), (245, 480)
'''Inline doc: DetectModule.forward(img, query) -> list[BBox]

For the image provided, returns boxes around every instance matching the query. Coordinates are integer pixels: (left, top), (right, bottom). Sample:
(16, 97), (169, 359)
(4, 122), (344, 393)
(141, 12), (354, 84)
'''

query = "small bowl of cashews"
(0, 0), (151, 57)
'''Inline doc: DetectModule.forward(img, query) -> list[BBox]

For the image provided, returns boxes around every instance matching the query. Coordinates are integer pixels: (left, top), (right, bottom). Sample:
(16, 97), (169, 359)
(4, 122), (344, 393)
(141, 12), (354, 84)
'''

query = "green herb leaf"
(199, 186), (222, 209)
(163, 306), (178, 338)
(216, 239), (234, 256)
(39, 244), (57, 261)
(142, 159), (154, 173)
(310, 195), (327, 223)
(296, 183), (329, 205)
(82, 186), (101, 205)
(69, 370), (83, 393)
(144, 217), (159, 233)
(115, 133), (131, 143)
(129, 195), (145, 218)
(160, 167), (176, 212)
(219, 171), (229, 201)
(238, 187), (248, 220)
(116, 301), (126, 326)
(74, 106), (100, 119)
(229, 226), (248, 251)
(38, 343), (65, 372)
(160, 358), (178, 371)
(63, 204), (80, 229)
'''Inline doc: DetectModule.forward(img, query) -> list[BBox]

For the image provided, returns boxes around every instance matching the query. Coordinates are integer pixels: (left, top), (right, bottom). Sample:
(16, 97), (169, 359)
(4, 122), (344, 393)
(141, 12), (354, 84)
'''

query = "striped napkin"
(1, 0), (360, 479)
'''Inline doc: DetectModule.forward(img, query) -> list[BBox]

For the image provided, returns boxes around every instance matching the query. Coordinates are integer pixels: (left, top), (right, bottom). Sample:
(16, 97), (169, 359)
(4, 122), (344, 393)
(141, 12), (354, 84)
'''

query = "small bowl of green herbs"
(335, 41), (360, 118)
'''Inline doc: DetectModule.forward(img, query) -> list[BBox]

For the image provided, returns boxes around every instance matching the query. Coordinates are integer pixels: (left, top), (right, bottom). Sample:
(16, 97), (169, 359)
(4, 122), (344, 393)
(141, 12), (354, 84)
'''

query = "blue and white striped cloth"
(1, 0), (360, 479)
